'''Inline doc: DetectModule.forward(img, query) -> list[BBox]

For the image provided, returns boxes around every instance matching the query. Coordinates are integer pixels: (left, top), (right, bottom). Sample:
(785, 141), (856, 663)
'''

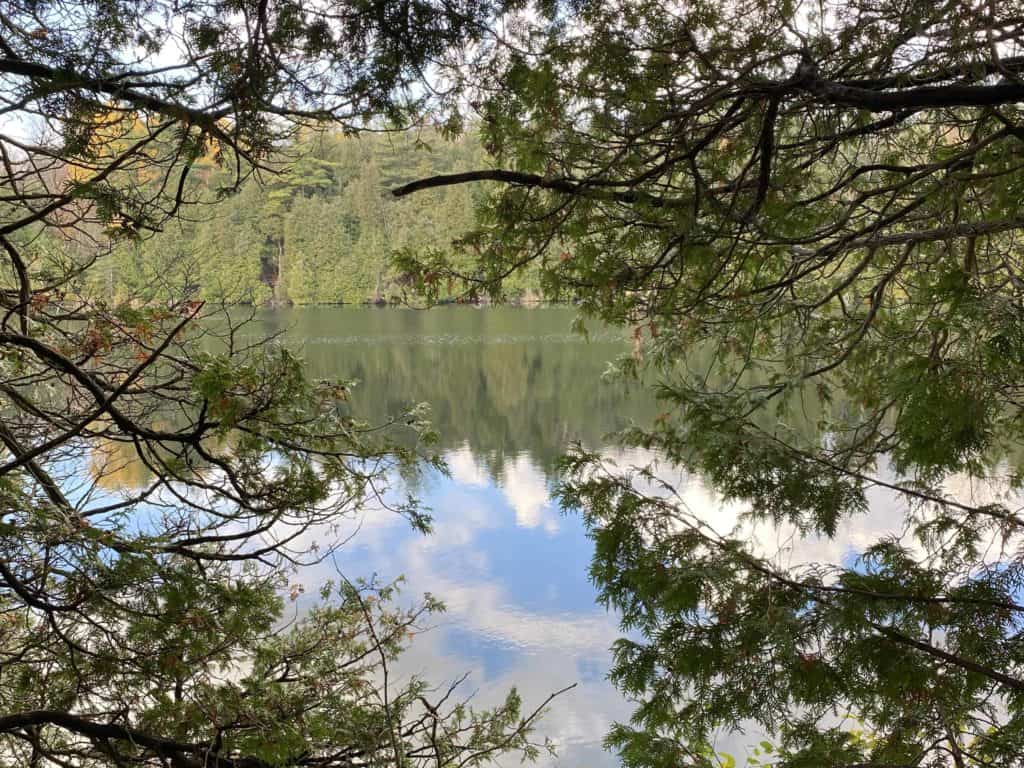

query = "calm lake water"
(252, 305), (659, 768)
(85, 304), (1003, 765)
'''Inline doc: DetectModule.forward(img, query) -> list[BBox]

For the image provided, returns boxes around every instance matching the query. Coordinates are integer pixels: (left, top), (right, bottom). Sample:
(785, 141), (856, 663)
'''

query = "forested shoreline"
(85, 129), (541, 306)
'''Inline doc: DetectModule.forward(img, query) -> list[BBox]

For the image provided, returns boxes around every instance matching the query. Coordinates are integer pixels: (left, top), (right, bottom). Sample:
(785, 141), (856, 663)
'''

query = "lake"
(249, 305), (660, 768)
(243, 306), (1017, 767)
(74, 303), (1017, 766)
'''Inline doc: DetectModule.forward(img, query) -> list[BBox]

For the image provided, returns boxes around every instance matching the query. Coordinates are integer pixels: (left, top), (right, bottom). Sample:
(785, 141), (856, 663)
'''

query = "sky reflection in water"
(269, 307), (1024, 767)
(262, 306), (654, 768)
(86, 305), (1018, 766)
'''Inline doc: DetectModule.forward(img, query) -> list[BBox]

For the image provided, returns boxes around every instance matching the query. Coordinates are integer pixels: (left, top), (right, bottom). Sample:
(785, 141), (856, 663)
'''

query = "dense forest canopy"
(82, 128), (544, 306)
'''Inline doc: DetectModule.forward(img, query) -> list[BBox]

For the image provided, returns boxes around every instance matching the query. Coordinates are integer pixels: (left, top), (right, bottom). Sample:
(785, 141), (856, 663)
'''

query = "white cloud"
(446, 443), (491, 487)
(500, 453), (559, 532)
(601, 447), (1024, 578)
(444, 447), (562, 533)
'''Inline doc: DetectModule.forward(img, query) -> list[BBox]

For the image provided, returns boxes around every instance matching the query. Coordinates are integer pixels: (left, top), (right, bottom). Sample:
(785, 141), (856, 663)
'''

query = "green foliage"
(0, 1), (562, 763)
(91, 129), (543, 306)
(389, 0), (1024, 766)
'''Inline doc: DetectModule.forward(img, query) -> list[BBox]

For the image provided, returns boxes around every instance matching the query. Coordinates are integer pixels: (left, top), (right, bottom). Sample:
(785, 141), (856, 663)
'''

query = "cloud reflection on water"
(254, 307), (1024, 767)
(292, 444), (628, 767)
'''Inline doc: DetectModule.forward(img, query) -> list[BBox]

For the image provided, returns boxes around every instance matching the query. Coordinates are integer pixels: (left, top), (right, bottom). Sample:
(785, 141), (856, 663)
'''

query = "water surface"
(254, 306), (658, 768)
(91, 305), (993, 765)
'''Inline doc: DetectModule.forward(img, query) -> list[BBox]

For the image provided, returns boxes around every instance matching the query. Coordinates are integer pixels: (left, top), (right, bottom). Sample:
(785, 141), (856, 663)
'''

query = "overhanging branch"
(0, 710), (273, 768)
(391, 169), (686, 208)
(0, 57), (229, 127)
(806, 77), (1024, 111)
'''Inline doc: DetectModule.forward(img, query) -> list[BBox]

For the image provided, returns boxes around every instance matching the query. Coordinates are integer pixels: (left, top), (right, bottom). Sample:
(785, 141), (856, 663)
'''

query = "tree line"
(79, 129), (541, 306)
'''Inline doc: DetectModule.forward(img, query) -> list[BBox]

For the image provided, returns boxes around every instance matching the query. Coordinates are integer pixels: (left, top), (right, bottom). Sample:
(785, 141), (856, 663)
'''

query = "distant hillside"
(88, 129), (540, 306)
